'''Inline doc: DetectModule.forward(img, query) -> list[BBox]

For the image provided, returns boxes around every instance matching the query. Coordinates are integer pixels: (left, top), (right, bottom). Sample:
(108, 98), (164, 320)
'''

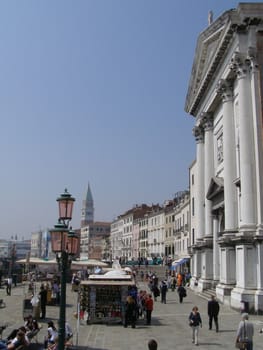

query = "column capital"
(247, 46), (259, 73)
(193, 125), (204, 143)
(229, 52), (250, 79)
(201, 112), (213, 131)
(216, 79), (233, 102)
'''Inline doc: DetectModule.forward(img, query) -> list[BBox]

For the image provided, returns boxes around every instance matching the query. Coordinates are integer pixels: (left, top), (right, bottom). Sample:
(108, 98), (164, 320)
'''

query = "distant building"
(80, 222), (111, 260)
(31, 231), (42, 258)
(111, 218), (124, 260)
(80, 184), (110, 260)
(173, 191), (190, 260)
(147, 206), (165, 258)
(111, 204), (161, 261)
(11, 239), (31, 260)
(0, 240), (9, 259)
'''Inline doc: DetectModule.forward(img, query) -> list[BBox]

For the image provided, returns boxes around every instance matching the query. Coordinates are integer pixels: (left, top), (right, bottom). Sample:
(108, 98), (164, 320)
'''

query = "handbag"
(235, 340), (248, 349)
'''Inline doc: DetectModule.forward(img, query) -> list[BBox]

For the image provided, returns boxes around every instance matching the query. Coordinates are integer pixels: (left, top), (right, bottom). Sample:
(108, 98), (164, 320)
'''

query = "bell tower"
(81, 183), (94, 227)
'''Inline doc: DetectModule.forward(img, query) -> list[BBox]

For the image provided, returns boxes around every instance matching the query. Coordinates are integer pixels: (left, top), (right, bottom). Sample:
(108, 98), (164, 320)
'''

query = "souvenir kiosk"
(79, 269), (135, 324)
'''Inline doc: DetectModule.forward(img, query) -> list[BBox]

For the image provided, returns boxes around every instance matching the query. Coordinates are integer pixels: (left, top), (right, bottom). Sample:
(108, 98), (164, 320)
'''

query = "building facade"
(185, 3), (263, 312)
(110, 218), (124, 260)
(173, 191), (190, 261)
(80, 222), (110, 260)
(147, 207), (165, 258)
(164, 200), (176, 257)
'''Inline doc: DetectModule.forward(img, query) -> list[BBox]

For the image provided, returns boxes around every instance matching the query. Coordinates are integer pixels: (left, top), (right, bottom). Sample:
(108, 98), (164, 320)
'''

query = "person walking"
(177, 284), (186, 303)
(151, 284), (160, 302)
(39, 285), (48, 320)
(6, 277), (12, 296)
(160, 280), (168, 304)
(236, 313), (254, 350)
(189, 306), (202, 346)
(145, 294), (154, 325)
(208, 295), (220, 332)
(124, 295), (137, 328)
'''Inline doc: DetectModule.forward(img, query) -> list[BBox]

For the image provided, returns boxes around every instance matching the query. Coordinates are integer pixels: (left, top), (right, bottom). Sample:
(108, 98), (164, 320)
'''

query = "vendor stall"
(79, 272), (135, 324)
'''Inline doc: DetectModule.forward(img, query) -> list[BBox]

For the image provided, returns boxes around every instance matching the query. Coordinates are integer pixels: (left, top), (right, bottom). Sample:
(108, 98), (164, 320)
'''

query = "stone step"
(197, 288), (216, 301)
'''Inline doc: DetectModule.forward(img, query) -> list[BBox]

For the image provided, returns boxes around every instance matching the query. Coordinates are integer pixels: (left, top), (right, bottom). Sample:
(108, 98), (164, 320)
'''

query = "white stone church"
(185, 3), (263, 313)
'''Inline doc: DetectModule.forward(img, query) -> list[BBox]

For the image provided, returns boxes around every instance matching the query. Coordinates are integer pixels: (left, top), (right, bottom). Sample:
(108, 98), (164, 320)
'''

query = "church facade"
(185, 3), (263, 313)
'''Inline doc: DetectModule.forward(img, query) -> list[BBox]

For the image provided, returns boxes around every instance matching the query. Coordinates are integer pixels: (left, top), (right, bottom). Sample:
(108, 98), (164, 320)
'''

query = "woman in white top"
(46, 321), (58, 345)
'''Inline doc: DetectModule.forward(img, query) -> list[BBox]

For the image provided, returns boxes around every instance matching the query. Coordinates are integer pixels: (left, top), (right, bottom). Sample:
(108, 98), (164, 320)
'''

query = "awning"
(170, 257), (189, 270)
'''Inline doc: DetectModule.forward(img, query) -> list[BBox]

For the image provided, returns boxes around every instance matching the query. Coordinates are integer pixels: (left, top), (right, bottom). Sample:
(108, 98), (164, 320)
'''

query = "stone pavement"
(0, 281), (263, 350)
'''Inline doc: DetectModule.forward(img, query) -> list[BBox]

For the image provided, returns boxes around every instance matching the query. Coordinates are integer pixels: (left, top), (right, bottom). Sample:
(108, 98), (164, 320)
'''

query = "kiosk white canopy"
(16, 257), (57, 265)
(71, 259), (109, 268)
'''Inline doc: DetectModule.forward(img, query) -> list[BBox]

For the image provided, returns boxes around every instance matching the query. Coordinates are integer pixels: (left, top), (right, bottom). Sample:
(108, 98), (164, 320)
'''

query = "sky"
(0, 0), (261, 239)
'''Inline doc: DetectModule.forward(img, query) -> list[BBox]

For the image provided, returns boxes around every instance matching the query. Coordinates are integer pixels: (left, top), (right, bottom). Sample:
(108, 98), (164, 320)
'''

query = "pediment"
(185, 9), (240, 116)
(207, 177), (224, 200)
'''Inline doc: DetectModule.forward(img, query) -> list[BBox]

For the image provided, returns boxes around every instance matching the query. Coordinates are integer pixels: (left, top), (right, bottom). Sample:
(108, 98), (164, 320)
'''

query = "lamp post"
(50, 189), (78, 350)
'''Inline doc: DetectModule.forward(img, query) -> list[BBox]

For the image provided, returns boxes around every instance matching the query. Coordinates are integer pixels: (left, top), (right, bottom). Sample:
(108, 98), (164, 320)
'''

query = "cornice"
(185, 8), (262, 117)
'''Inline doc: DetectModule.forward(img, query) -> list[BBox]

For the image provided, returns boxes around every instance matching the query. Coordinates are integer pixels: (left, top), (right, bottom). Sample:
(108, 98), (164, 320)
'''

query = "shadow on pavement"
(199, 342), (224, 346)
(68, 346), (109, 350)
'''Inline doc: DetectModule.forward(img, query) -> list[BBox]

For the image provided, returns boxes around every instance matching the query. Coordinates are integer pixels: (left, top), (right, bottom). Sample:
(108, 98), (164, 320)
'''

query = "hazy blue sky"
(0, 0), (260, 239)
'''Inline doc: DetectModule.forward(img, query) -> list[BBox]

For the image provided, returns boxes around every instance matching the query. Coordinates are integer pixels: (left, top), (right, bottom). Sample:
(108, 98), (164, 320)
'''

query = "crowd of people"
(0, 266), (259, 350)
(124, 267), (257, 349)
(124, 287), (154, 328)
(123, 269), (190, 329)
(0, 315), (73, 350)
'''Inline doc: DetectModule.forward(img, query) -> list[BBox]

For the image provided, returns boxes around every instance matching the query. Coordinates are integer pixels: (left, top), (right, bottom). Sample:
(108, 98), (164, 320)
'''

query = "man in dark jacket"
(177, 285), (186, 303)
(160, 281), (168, 304)
(207, 295), (220, 332)
(39, 285), (47, 319)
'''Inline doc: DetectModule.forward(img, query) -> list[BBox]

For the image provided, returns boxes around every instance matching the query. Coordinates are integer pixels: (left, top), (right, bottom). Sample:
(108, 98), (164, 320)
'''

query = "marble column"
(216, 79), (237, 231)
(247, 47), (263, 234)
(230, 52), (256, 229)
(203, 113), (214, 238)
(193, 125), (205, 240)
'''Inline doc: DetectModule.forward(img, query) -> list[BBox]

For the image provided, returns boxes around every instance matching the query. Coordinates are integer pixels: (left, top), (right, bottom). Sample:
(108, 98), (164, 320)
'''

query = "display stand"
(80, 276), (135, 324)
(23, 299), (33, 318)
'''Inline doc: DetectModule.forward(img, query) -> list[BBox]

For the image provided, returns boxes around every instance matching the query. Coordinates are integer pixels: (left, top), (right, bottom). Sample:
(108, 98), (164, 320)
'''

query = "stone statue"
(208, 10), (213, 25)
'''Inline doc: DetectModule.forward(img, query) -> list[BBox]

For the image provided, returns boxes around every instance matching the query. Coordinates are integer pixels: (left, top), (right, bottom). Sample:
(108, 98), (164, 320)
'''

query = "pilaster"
(227, 237), (257, 312)
(212, 216), (220, 281)
(216, 236), (236, 305)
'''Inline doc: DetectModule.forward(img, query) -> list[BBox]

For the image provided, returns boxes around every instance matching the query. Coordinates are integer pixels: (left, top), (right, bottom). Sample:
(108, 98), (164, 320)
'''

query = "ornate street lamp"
(50, 189), (78, 350)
